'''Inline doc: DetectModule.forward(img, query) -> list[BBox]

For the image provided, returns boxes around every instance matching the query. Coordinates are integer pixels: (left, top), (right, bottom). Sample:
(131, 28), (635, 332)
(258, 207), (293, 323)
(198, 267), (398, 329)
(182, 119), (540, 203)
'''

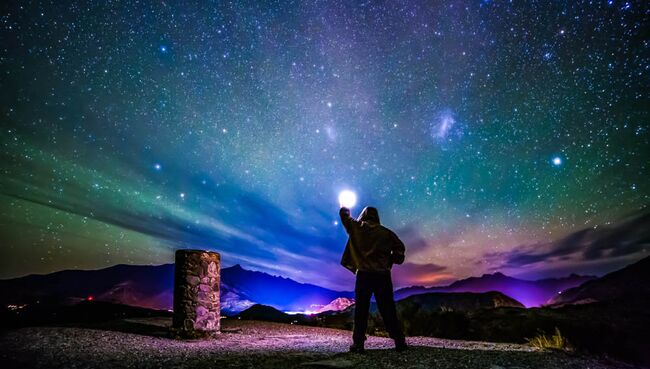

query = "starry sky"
(1, 1), (648, 289)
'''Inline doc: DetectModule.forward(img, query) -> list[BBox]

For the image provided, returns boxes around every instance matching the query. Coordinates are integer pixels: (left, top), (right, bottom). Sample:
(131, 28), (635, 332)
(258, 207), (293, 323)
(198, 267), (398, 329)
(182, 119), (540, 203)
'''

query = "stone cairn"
(173, 249), (221, 337)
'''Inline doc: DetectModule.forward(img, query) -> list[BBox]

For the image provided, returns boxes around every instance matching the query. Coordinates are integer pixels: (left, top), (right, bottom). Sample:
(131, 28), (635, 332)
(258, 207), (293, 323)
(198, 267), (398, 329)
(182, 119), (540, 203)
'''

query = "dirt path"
(0, 318), (633, 368)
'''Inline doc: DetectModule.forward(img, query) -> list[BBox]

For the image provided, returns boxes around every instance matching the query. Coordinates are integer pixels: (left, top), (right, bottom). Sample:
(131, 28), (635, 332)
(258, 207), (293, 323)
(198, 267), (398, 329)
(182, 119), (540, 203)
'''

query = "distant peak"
(228, 264), (244, 270)
(483, 272), (506, 278)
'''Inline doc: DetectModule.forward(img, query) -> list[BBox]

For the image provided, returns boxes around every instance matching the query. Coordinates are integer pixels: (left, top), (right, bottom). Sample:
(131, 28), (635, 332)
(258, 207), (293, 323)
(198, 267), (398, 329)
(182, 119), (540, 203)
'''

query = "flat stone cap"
(175, 249), (221, 256)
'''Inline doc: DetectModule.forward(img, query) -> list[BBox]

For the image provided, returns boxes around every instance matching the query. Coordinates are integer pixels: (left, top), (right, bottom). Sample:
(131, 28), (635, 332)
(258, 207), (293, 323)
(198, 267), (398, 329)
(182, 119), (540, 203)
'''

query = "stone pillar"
(173, 249), (221, 336)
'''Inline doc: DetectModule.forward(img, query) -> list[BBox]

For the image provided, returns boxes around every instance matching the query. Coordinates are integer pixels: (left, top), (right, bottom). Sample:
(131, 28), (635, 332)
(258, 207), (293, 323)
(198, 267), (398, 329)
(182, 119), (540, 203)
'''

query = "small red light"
(87, 296), (94, 301)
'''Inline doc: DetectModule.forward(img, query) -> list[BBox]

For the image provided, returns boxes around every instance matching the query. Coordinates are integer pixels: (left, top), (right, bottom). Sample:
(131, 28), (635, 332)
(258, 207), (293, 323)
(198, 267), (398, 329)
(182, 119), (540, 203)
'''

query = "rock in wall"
(173, 249), (221, 335)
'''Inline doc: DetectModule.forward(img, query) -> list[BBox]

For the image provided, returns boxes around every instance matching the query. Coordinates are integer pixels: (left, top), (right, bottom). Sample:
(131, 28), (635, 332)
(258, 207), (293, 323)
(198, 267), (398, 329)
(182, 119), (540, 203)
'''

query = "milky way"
(1, 1), (648, 289)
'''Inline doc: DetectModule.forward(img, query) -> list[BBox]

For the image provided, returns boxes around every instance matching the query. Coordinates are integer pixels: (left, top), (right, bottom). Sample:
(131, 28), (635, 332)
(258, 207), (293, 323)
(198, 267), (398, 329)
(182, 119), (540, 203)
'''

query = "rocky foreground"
(0, 318), (635, 369)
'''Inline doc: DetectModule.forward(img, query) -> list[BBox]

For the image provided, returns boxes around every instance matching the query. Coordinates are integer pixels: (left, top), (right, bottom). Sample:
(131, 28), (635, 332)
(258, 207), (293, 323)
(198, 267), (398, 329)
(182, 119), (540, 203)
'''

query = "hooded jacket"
(339, 206), (406, 274)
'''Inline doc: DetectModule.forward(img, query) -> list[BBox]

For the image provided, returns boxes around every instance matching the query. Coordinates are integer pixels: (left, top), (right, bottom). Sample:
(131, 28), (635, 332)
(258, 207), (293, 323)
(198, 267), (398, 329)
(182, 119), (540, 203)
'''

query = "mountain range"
(0, 263), (353, 314)
(394, 272), (595, 307)
(236, 290), (524, 325)
(548, 255), (650, 306)
(0, 262), (595, 313)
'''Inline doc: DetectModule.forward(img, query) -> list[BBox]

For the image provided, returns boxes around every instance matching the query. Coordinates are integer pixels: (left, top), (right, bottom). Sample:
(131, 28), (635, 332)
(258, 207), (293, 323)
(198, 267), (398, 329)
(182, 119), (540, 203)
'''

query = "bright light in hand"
(338, 190), (357, 208)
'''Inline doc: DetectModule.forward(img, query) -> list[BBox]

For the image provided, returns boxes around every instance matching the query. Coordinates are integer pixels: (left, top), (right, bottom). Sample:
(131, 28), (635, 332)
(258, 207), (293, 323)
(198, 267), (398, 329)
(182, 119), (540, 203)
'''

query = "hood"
(357, 206), (380, 224)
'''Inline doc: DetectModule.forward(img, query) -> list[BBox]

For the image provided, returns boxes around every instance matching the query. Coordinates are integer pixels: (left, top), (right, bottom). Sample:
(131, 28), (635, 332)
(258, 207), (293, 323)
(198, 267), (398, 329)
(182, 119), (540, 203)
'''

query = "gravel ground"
(0, 318), (635, 369)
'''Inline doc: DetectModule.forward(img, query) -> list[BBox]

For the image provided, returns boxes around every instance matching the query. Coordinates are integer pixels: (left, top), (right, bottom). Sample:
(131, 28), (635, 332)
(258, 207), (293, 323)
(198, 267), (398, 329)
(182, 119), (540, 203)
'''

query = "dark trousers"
(353, 270), (405, 344)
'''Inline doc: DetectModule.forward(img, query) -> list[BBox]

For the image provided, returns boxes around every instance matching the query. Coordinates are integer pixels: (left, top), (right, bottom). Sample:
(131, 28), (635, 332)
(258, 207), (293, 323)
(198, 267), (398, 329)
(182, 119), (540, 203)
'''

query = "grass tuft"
(527, 327), (573, 351)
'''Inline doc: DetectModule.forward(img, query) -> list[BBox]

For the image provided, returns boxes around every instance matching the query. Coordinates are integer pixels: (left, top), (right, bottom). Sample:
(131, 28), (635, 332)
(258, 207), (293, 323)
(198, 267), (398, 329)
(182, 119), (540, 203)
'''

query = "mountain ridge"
(0, 261), (599, 312)
(548, 256), (650, 306)
(395, 271), (595, 307)
(0, 263), (353, 314)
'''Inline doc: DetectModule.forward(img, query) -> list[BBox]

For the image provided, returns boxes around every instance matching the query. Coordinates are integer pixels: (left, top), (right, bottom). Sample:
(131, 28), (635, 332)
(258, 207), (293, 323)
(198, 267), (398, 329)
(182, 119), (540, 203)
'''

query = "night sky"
(1, 1), (648, 290)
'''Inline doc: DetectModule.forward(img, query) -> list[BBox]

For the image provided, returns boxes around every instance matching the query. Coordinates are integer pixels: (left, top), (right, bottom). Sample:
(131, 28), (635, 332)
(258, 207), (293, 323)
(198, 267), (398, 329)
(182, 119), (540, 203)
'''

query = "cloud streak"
(488, 211), (650, 270)
(0, 145), (348, 286)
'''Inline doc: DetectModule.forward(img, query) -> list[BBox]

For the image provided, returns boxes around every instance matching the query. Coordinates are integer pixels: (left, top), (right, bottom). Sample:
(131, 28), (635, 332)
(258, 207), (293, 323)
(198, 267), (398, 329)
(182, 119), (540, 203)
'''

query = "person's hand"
(339, 207), (350, 217)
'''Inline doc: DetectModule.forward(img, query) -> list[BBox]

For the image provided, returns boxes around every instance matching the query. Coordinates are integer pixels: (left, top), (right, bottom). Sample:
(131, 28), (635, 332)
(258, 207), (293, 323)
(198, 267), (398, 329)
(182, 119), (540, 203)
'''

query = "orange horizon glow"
(409, 273), (455, 286)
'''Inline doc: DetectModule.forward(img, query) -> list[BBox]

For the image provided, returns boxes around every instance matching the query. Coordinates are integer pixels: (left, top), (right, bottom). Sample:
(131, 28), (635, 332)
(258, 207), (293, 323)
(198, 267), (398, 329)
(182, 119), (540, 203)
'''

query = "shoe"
(349, 343), (365, 354)
(395, 339), (408, 352)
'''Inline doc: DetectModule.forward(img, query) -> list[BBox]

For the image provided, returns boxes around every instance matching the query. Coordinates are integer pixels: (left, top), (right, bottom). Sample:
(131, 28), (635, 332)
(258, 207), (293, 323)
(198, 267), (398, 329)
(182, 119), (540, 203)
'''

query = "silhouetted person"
(339, 206), (407, 353)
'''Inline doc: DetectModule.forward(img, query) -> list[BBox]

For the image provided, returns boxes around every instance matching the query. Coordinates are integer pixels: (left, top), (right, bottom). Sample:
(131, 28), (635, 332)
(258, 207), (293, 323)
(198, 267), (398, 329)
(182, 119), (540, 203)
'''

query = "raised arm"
(339, 207), (357, 234)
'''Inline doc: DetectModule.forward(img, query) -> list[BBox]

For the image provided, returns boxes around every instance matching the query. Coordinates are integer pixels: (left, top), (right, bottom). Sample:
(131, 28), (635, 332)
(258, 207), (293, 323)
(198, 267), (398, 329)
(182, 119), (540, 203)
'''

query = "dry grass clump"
(527, 327), (573, 351)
